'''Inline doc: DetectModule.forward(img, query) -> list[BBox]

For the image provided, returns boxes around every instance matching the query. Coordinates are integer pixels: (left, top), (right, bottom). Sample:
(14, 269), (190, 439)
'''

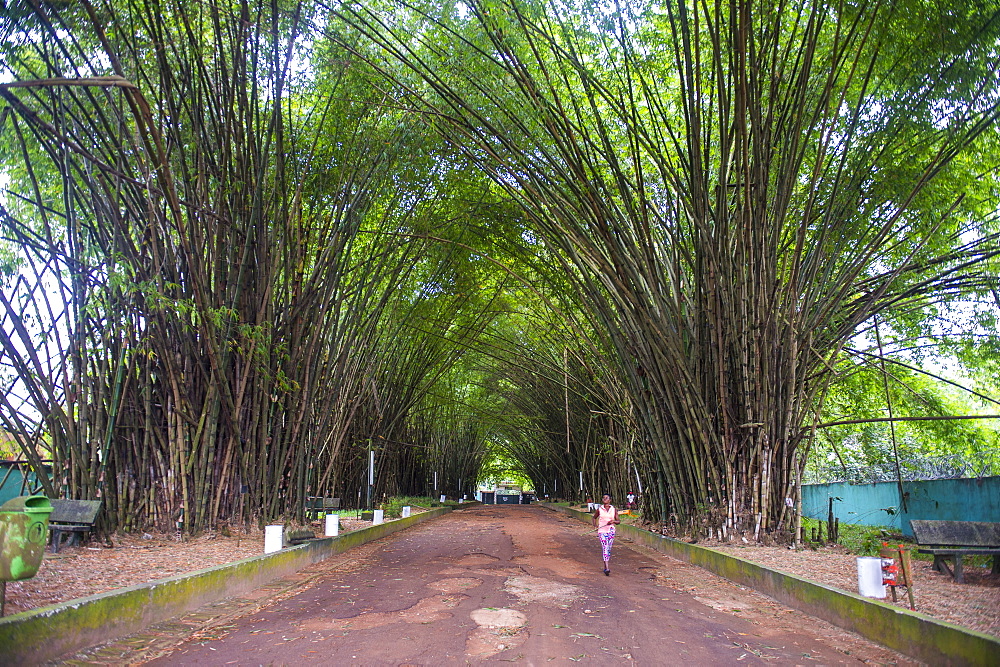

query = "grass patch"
(618, 509), (645, 525)
(800, 517), (995, 568)
(801, 517), (906, 556)
(315, 496), (436, 519)
(379, 496), (437, 517)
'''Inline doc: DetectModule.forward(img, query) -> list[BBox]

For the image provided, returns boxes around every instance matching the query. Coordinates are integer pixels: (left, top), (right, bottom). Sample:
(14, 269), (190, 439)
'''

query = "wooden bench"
(285, 528), (318, 545)
(305, 497), (340, 519)
(910, 519), (1000, 583)
(48, 499), (103, 553)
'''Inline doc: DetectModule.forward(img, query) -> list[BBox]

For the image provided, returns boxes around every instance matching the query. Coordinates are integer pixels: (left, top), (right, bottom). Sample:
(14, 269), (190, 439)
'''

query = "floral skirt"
(598, 527), (615, 561)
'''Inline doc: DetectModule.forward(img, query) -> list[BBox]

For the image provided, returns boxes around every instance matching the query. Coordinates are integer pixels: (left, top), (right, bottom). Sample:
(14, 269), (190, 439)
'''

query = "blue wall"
(802, 476), (1000, 536)
(0, 462), (48, 506)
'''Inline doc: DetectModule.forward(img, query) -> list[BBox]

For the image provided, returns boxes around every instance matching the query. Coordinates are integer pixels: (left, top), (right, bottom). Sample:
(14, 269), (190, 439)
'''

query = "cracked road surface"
(78, 505), (913, 665)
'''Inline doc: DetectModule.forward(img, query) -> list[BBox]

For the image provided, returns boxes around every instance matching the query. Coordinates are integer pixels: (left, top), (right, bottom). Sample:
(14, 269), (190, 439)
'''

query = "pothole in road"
(469, 607), (528, 629)
(454, 553), (499, 567)
(467, 608), (528, 659)
(511, 553), (586, 579)
(504, 574), (581, 604)
(300, 595), (465, 632)
(428, 577), (483, 594)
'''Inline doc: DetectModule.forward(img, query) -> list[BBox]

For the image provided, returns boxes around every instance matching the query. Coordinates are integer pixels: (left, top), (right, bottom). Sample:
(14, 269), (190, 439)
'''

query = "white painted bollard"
(440, 494), (446, 503)
(856, 557), (886, 598)
(325, 513), (339, 537)
(402, 506), (411, 518)
(373, 509), (384, 525)
(264, 525), (283, 554)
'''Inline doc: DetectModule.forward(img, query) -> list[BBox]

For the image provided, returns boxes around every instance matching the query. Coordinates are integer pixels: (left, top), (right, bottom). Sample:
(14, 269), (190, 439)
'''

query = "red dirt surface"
(58, 505), (916, 665)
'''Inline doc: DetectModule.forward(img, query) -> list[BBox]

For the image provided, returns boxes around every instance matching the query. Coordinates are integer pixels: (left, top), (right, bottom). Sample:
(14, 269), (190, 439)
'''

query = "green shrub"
(396, 495), (434, 508)
(801, 517), (903, 556)
(378, 496), (436, 517)
(379, 497), (405, 518)
(803, 519), (991, 567)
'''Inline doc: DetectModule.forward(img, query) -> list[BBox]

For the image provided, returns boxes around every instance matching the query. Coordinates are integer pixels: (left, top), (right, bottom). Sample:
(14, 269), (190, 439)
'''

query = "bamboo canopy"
(0, 0), (492, 531)
(335, 0), (1000, 536)
(1, 0), (999, 541)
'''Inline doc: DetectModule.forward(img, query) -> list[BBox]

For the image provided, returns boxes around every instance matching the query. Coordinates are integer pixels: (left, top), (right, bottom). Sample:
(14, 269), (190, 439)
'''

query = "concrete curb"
(0, 507), (451, 664)
(542, 503), (1000, 665)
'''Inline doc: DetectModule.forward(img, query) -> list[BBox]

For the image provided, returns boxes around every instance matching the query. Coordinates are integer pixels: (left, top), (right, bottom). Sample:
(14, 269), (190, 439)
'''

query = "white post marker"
(856, 557), (886, 598)
(264, 525), (283, 554)
(402, 506), (411, 518)
(325, 513), (339, 537)
(579, 470), (583, 491)
(373, 509), (384, 525)
(440, 494), (446, 503)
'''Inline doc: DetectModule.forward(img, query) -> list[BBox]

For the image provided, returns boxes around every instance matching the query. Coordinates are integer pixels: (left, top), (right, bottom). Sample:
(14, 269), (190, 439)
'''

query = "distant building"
(477, 481), (535, 505)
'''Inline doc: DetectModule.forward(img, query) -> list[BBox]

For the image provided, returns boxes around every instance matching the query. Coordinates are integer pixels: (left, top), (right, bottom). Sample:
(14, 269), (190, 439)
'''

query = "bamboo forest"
(1, 0), (1000, 542)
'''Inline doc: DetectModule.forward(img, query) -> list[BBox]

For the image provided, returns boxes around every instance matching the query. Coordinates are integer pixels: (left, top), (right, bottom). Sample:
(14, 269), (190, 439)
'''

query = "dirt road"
(114, 505), (911, 665)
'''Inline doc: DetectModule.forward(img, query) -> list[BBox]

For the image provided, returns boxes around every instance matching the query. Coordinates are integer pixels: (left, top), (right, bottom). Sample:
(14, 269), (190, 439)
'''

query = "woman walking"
(592, 494), (620, 575)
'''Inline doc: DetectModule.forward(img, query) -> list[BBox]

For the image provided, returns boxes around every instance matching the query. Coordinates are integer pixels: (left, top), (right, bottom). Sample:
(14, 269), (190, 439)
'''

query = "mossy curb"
(0, 506), (451, 664)
(541, 503), (1000, 666)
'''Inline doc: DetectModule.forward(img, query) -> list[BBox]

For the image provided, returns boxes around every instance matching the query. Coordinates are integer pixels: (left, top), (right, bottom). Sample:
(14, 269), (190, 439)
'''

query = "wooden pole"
(898, 546), (916, 611)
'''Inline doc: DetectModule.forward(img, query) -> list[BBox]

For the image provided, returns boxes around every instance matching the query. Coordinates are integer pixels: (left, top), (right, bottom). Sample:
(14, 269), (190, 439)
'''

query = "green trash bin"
(0, 495), (53, 582)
